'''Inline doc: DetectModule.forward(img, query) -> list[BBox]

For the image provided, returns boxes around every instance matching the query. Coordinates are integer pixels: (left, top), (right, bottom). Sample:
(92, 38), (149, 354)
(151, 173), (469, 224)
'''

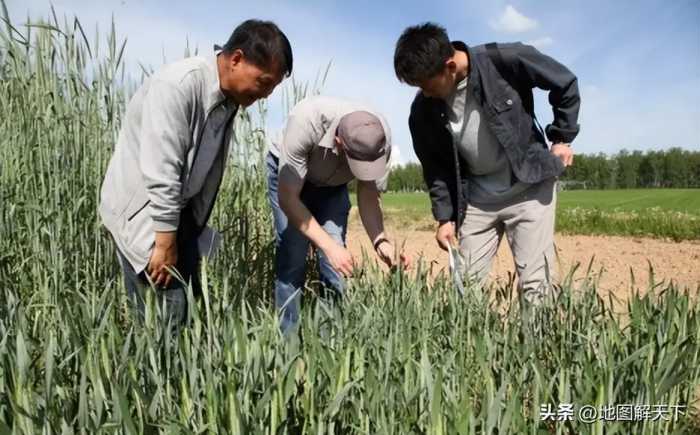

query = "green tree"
(638, 150), (664, 188)
(616, 149), (644, 188)
(663, 147), (692, 187)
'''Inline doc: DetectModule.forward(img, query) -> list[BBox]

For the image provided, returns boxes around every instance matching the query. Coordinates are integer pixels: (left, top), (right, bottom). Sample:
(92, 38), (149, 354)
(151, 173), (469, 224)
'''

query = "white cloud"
(490, 5), (539, 33)
(525, 36), (554, 49)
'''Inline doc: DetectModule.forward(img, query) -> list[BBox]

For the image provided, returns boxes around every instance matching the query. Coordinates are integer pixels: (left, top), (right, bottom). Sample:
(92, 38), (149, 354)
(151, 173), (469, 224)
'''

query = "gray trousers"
(459, 178), (557, 305)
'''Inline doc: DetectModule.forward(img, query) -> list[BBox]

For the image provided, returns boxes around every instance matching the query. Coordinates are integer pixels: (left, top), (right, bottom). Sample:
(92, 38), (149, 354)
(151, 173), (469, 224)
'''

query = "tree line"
(379, 148), (700, 192)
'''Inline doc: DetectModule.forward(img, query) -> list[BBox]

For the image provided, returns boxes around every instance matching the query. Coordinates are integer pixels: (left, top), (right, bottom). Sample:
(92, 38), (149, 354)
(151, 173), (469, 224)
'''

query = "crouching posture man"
(393, 23), (580, 305)
(99, 20), (292, 325)
(268, 95), (410, 334)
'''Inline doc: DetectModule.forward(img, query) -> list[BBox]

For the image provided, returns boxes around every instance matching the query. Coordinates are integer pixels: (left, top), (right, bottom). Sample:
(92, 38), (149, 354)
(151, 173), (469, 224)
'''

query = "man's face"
(414, 61), (458, 99)
(221, 50), (284, 107)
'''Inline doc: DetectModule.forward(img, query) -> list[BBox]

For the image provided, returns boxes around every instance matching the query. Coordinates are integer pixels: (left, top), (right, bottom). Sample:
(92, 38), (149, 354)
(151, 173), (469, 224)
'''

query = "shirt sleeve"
(511, 43), (581, 144)
(138, 79), (192, 232)
(278, 113), (316, 188)
(409, 106), (455, 223)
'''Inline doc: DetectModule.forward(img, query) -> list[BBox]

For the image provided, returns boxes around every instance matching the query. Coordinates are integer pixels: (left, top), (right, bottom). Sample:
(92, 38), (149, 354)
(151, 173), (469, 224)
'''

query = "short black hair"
(394, 23), (454, 84)
(222, 19), (293, 77)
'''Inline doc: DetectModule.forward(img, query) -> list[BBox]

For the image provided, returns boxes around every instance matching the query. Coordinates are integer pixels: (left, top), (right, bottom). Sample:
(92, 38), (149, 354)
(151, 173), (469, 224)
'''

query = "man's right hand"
(148, 231), (178, 288)
(323, 242), (355, 278)
(435, 221), (456, 251)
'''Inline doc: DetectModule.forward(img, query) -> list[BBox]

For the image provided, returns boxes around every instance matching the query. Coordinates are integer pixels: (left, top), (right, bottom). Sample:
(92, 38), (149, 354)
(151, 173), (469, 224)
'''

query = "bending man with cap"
(99, 20), (292, 326)
(267, 95), (411, 334)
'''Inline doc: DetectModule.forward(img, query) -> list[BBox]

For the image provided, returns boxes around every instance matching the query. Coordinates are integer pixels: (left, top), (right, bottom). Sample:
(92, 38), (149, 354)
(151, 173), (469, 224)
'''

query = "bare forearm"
(155, 230), (177, 248)
(149, 230), (178, 286)
(280, 192), (338, 251)
(357, 181), (385, 244)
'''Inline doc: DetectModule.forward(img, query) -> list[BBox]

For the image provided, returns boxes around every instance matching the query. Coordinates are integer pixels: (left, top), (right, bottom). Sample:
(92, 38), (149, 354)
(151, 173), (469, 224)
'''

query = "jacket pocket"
(123, 188), (150, 222)
(491, 94), (516, 113)
(127, 199), (150, 221)
(121, 196), (154, 258)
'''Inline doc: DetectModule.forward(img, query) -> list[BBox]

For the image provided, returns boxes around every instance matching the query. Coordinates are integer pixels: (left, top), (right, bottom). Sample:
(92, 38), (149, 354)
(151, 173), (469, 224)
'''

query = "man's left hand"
(551, 143), (574, 166)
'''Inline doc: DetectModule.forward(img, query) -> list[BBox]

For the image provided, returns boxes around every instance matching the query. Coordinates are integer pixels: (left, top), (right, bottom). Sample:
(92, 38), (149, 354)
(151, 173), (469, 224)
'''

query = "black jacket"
(409, 41), (581, 227)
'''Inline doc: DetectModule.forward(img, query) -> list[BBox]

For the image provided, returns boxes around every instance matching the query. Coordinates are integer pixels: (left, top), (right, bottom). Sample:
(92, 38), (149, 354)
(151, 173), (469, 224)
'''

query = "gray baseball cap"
(337, 111), (388, 181)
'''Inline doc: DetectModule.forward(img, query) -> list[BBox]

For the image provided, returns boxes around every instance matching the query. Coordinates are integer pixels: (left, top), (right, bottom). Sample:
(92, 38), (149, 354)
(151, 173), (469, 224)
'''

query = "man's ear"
(445, 57), (457, 74)
(229, 49), (244, 67)
(335, 136), (348, 154)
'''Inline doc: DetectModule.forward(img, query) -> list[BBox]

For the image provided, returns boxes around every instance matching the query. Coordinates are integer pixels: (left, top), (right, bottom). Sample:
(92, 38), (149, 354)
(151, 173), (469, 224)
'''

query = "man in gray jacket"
(99, 20), (292, 324)
(394, 23), (580, 305)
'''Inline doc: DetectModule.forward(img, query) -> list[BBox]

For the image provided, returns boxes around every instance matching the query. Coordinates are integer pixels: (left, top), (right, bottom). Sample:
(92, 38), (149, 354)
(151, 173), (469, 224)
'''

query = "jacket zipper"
(441, 107), (466, 229)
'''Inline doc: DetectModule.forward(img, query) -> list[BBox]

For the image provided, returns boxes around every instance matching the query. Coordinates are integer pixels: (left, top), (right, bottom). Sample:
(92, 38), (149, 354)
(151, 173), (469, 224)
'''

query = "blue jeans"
(266, 152), (350, 334)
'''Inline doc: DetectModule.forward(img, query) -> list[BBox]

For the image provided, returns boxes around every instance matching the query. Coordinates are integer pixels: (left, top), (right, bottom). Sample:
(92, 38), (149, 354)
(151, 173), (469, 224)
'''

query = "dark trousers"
(116, 206), (202, 326)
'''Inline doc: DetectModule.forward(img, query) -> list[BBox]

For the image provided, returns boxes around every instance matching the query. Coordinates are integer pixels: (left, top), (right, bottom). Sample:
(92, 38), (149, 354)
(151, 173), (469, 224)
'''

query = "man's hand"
(148, 231), (178, 288)
(279, 179), (355, 277)
(322, 242), (355, 278)
(435, 221), (456, 252)
(375, 241), (412, 270)
(551, 143), (574, 166)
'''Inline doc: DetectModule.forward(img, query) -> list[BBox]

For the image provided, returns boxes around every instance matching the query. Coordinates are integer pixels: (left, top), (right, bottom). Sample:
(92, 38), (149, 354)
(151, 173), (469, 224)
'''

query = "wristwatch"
(373, 237), (390, 252)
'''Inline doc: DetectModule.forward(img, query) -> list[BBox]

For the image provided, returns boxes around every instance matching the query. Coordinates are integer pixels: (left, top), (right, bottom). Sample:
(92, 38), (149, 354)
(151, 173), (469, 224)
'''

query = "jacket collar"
(419, 41), (483, 113)
(318, 112), (347, 152)
(204, 52), (237, 113)
(451, 40), (483, 106)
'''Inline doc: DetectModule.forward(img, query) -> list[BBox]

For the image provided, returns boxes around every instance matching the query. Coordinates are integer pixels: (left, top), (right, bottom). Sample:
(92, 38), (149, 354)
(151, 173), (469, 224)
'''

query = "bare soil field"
(347, 212), (700, 306)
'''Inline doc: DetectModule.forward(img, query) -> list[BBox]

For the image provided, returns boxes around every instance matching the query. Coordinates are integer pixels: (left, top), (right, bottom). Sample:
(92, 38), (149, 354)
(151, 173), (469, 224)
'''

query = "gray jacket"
(99, 54), (236, 272)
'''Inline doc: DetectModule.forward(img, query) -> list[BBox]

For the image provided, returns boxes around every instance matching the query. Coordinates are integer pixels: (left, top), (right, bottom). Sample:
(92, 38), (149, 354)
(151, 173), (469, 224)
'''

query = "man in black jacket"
(393, 23), (580, 305)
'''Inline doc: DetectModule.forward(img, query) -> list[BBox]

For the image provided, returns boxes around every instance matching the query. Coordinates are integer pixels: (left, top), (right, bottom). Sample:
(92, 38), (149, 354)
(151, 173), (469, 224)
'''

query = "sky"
(6, 0), (700, 163)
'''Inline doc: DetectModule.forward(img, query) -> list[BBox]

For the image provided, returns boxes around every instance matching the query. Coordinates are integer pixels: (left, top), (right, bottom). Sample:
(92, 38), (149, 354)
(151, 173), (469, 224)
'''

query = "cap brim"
(346, 154), (388, 181)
